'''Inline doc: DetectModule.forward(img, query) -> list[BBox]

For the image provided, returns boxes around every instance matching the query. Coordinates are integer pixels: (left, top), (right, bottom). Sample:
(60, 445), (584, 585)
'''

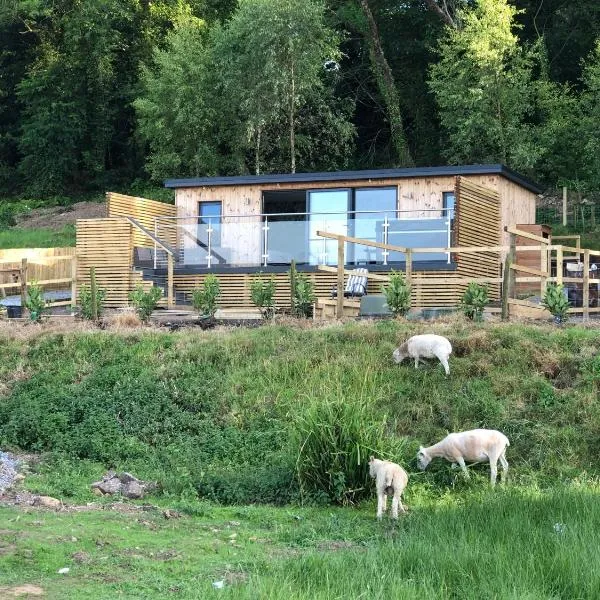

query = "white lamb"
(393, 334), (452, 375)
(368, 456), (409, 520)
(416, 429), (510, 486)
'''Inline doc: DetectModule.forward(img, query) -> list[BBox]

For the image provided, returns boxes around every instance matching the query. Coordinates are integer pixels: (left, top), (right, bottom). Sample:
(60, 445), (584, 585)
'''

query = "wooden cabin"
(76, 164), (544, 312)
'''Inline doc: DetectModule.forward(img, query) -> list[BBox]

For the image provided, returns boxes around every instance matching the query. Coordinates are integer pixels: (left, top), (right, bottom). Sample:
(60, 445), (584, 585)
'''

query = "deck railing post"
(19, 258), (28, 318)
(167, 253), (174, 309)
(583, 249), (590, 321)
(336, 236), (345, 318)
(540, 240), (548, 299)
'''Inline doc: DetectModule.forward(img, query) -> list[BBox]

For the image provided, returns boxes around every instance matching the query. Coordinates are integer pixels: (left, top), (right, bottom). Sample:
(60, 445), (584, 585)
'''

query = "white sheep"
(368, 456), (409, 520)
(416, 429), (510, 486)
(393, 334), (452, 375)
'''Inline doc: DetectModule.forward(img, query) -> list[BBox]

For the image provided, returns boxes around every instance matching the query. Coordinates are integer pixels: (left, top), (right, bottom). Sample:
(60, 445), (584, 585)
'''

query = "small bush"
(381, 270), (411, 316)
(542, 283), (570, 324)
(250, 274), (276, 319)
(294, 397), (405, 505)
(191, 274), (221, 318)
(129, 285), (162, 322)
(24, 282), (47, 322)
(293, 274), (315, 318)
(78, 283), (107, 320)
(0, 203), (16, 228)
(460, 282), (489, 321)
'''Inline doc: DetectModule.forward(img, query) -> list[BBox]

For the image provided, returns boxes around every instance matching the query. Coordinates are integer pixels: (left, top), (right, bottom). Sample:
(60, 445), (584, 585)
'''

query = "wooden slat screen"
(454, 177), (502, 299)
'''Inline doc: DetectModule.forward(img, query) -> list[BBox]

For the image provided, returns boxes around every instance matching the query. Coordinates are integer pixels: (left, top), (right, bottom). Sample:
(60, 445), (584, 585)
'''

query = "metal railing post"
(446, 209), (451, 264)
(207, 218), (213, 269)
(382, 214), (389, 266)
(154, 219), (158, 270)
(262, 215), (269, 267)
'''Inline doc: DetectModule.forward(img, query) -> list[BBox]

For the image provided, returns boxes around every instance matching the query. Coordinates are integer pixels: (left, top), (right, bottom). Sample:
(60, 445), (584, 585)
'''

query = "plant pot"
(6, 306), (22, 319)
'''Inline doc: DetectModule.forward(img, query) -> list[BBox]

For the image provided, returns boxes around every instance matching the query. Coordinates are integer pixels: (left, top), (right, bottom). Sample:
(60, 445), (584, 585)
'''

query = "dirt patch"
(316, 540), (361, 552)
(15, 202), (106, 230)
(0, 585), (45, 598)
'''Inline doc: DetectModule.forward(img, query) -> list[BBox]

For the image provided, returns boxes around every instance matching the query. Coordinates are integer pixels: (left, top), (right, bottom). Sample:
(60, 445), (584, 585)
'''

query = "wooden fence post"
(562, 186), (568, 226)
(167, 253), (174, 309)
(20, 258), (28, 317)
(90, 266), (98, 321)
(540, 241), (548, 299)
(501, 234), (516, 321)
(336, 236), (345, 319)
(71, 255), (78, 310)
(556, 246), (563, 286)
(583, 249), (590, 321)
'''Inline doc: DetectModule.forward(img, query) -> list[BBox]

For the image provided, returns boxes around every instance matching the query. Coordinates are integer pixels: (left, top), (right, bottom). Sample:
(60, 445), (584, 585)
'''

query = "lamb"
(416, 429), (510, 486)
(393, 334), (452, 376)
(368, 456), (409, 520)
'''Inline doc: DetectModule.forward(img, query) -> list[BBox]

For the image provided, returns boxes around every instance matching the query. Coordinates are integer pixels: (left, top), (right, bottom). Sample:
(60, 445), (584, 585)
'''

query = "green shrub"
(250, 273), (276, 319)
(78, 283), (107, 320)
(129, 284), (162, 322)
(191, 274), (221, 318)
(381, 269), (411, 316)
(294, 397), (405, 505)
(293, 273), (315, 318)
(460, 282), (489, 321)
(24, 281), (47, 322)
(542, 283), (570, 324)
(0, 203), (16, 229)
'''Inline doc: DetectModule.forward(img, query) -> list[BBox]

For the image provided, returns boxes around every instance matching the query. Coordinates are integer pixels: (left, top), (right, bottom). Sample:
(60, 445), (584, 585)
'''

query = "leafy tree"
(213, 0), (346, 174)
(429, 0), (544, 173)
(580, 41), (600, 192)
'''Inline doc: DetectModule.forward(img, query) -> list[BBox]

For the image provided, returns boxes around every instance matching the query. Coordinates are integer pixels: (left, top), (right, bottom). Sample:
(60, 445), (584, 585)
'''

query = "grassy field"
(0, 318), (599, 598)
(0, 225), (76, 248)
(2, 486), (600, 599)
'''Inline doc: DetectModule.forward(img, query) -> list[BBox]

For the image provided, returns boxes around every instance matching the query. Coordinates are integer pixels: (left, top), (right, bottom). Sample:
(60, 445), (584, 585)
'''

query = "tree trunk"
(289, 62), (296, 173)
(255, 126), (261, 175)
(424, 0), (457, 28)
(359, 0), (413, 167)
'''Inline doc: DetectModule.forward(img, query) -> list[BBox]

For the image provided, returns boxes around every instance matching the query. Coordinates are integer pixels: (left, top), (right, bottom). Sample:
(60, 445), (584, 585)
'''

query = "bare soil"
(15, 202), (107, 230)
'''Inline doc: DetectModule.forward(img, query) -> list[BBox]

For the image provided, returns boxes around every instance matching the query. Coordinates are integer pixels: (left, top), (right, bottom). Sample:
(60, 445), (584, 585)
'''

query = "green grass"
(0, 225), (76, 248)
(1, 319), (600, 597)
(1, 486), (599, 599)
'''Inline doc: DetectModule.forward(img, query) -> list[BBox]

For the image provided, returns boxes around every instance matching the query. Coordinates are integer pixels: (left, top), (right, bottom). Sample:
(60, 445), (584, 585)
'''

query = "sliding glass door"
(308, 189), (350, 265)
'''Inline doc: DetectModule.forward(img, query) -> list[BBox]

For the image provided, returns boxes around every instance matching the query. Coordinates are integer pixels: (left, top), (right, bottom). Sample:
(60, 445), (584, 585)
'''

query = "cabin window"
(198, 201), (222, 246)
(443, 192), (455, 219)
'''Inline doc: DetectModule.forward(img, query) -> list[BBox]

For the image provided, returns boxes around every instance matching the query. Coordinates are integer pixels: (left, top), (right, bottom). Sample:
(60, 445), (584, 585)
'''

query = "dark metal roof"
(164, 164), (543, 194)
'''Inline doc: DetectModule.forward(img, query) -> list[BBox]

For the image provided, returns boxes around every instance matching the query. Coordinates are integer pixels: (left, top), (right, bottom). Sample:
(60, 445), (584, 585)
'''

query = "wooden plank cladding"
(76, 217), (148, 307)
(0, 247), (75, 293)
(172, 269), (460, 310)
(107, 192), (176, 249)
(454, 177), (502, 300)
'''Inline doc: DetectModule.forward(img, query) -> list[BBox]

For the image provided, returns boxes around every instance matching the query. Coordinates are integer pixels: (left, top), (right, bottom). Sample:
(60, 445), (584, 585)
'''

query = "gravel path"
(0, 452), (19, 494)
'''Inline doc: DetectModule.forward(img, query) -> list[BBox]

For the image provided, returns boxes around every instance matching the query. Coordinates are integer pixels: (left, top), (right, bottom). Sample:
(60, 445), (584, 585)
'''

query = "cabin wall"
(174, 175), (507, 218)
(498, 178), (537, 247)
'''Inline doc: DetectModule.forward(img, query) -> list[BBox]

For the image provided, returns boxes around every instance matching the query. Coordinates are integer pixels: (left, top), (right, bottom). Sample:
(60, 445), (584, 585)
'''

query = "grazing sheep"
(368, 456), (409, 520)
(416, 429), (510, 486)
(393, 334), (453, 375)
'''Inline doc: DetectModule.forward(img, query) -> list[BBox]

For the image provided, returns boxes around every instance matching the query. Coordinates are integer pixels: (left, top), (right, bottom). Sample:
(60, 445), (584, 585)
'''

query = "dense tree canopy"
(0, 0), (599, 197)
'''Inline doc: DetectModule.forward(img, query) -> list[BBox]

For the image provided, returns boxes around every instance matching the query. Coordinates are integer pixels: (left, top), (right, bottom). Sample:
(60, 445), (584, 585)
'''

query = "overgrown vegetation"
(77, 283), (106, 320)
(191, 275), (221, 318)
(381, 270), (411, 316)
(0, 320), (599, 507)
(0, 225), (76, 249)
(128, 285), (162, 322)
(250, 274), (276, 319)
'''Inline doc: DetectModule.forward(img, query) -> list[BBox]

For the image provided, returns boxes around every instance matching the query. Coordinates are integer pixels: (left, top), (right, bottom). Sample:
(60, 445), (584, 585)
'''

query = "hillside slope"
(0, 319), (599, 504)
